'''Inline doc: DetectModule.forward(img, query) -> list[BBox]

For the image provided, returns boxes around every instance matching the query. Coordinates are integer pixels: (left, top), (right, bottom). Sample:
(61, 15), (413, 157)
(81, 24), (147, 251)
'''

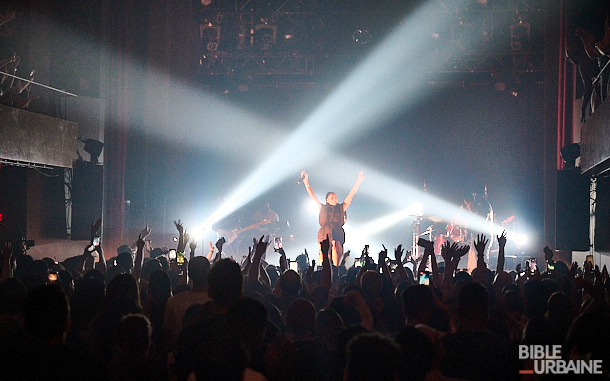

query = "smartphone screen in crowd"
(419, 271), (430, 285)
(289, 260), (298, 271)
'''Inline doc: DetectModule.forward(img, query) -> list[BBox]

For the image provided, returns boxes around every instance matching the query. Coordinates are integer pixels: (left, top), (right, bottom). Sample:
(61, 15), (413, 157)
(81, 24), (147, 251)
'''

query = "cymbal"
(423, 215), (443, 223)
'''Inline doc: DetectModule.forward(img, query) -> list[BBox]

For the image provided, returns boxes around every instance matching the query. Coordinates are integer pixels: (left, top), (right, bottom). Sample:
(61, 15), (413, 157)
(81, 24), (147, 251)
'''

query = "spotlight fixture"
(510, 19), (530, 51)
(79, 138), (104, 164)
(201, 23), (220, 52)
(255, 23), (277, 50)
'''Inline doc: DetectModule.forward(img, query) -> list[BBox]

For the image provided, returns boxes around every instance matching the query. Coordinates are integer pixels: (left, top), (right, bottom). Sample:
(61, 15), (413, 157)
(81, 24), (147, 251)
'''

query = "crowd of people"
(1, 217), (609, 381)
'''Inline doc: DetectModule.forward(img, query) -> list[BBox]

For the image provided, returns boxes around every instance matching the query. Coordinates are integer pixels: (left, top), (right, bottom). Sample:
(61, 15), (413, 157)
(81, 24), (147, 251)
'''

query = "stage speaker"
(71, 161), (103, 240)
(0, 167), (27, 242)
(556, 169), (590, 251)
(594, 176), (610, 252)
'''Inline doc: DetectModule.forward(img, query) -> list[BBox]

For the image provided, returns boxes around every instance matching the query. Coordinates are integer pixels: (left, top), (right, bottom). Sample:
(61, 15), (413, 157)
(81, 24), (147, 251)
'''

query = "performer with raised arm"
(301, 170), (365, 266)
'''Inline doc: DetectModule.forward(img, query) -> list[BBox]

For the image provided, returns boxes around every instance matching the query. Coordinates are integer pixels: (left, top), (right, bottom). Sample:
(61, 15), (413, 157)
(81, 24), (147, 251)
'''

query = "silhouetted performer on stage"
(301, 170), (365, 266)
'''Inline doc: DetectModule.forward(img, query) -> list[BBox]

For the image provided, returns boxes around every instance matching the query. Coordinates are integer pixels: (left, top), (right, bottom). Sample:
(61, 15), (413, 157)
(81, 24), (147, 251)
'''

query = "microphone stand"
(483, 187), (493, 264)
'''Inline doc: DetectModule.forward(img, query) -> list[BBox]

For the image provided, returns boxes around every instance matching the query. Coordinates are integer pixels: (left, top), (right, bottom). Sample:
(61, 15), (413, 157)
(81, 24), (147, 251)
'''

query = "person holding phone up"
(301, 170), (365, 266)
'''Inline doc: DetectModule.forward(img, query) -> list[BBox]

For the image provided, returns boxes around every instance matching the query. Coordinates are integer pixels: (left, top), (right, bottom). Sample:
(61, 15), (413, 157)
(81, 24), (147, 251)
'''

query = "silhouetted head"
(188, 256), (211, 287)
(24, 284), (70, 343)
(402, 284), (434, 322)
(360, 270), (383, 299)
(456, 282), (489, 329)
(148, 269), (171, 302)
(284, 298), (316, 337)
(115, 314), (151, 357)
(116, 252), (134, 273)
(207, 259), (242, 308)
(345, 332), (401, 381)
(0, 277), (27, 315)
(278, 269), (302, 297)
(141, 258), (162, 280)
(106, 273), (140, 305)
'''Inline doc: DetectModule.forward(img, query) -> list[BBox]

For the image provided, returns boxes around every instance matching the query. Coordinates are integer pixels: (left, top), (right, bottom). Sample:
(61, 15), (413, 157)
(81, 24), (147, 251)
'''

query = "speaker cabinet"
(0, 167), (27, 242)
(556, 170), (590, 251)
(71, 161), (103, 240)
(595, 176), (610, 252)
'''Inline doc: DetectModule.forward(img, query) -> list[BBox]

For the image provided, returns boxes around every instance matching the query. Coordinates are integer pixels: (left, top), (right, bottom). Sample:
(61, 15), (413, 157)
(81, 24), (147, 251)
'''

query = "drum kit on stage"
(409, 213), (472, 266)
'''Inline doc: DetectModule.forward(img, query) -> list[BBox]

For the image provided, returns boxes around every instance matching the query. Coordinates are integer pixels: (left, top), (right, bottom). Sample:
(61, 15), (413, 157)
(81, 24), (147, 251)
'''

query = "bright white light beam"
(202, 1), (473, 227)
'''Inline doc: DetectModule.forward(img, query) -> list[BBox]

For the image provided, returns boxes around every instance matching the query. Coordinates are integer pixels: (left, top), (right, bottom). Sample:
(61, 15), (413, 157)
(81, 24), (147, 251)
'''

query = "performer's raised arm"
(301, 171), (322, 207)
(343, 171), (365, 210)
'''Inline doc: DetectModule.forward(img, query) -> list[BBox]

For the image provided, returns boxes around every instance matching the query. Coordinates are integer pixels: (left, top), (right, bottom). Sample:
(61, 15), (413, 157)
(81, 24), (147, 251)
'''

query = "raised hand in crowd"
(247, 235), (269, 288)
(592, 265), (607, 301)
(417, 238), (435, 282)
(126, 224), (151, 256)
(206, 240), (215, 261)
(213, 237), (225, 264)
(440, 241), (470, 297)
(378, 245), (392, 282)
(393, 244), (409, 282)
(241, 246), (252, 272)
(132, 233), (145, 282)
(304, 259), (316, 291)
(174, 219), (187, 253)
(354, 244), (370, 287)
(573, 264), (607, 314)
(94, 239), (106, 275)
(277, 246), (288, 273)
(140, 224), (151, 240)
(90, 218), (101, 242)
(215, 237), (225, 256)
(85, 218), (106, 273)
(440, 241), (459, 295)
(473, 234), (488, 269)
(569, 261), (579, 278)
(496, 230), (507, 273)
(339, 249), (350, 268)
(82, 243), (98, 273)
(404, 248), (417, 270)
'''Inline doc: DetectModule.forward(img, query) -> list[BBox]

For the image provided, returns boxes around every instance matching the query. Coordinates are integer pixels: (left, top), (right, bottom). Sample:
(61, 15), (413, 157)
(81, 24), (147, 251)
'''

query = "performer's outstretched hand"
(357, 171), (365, 182)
